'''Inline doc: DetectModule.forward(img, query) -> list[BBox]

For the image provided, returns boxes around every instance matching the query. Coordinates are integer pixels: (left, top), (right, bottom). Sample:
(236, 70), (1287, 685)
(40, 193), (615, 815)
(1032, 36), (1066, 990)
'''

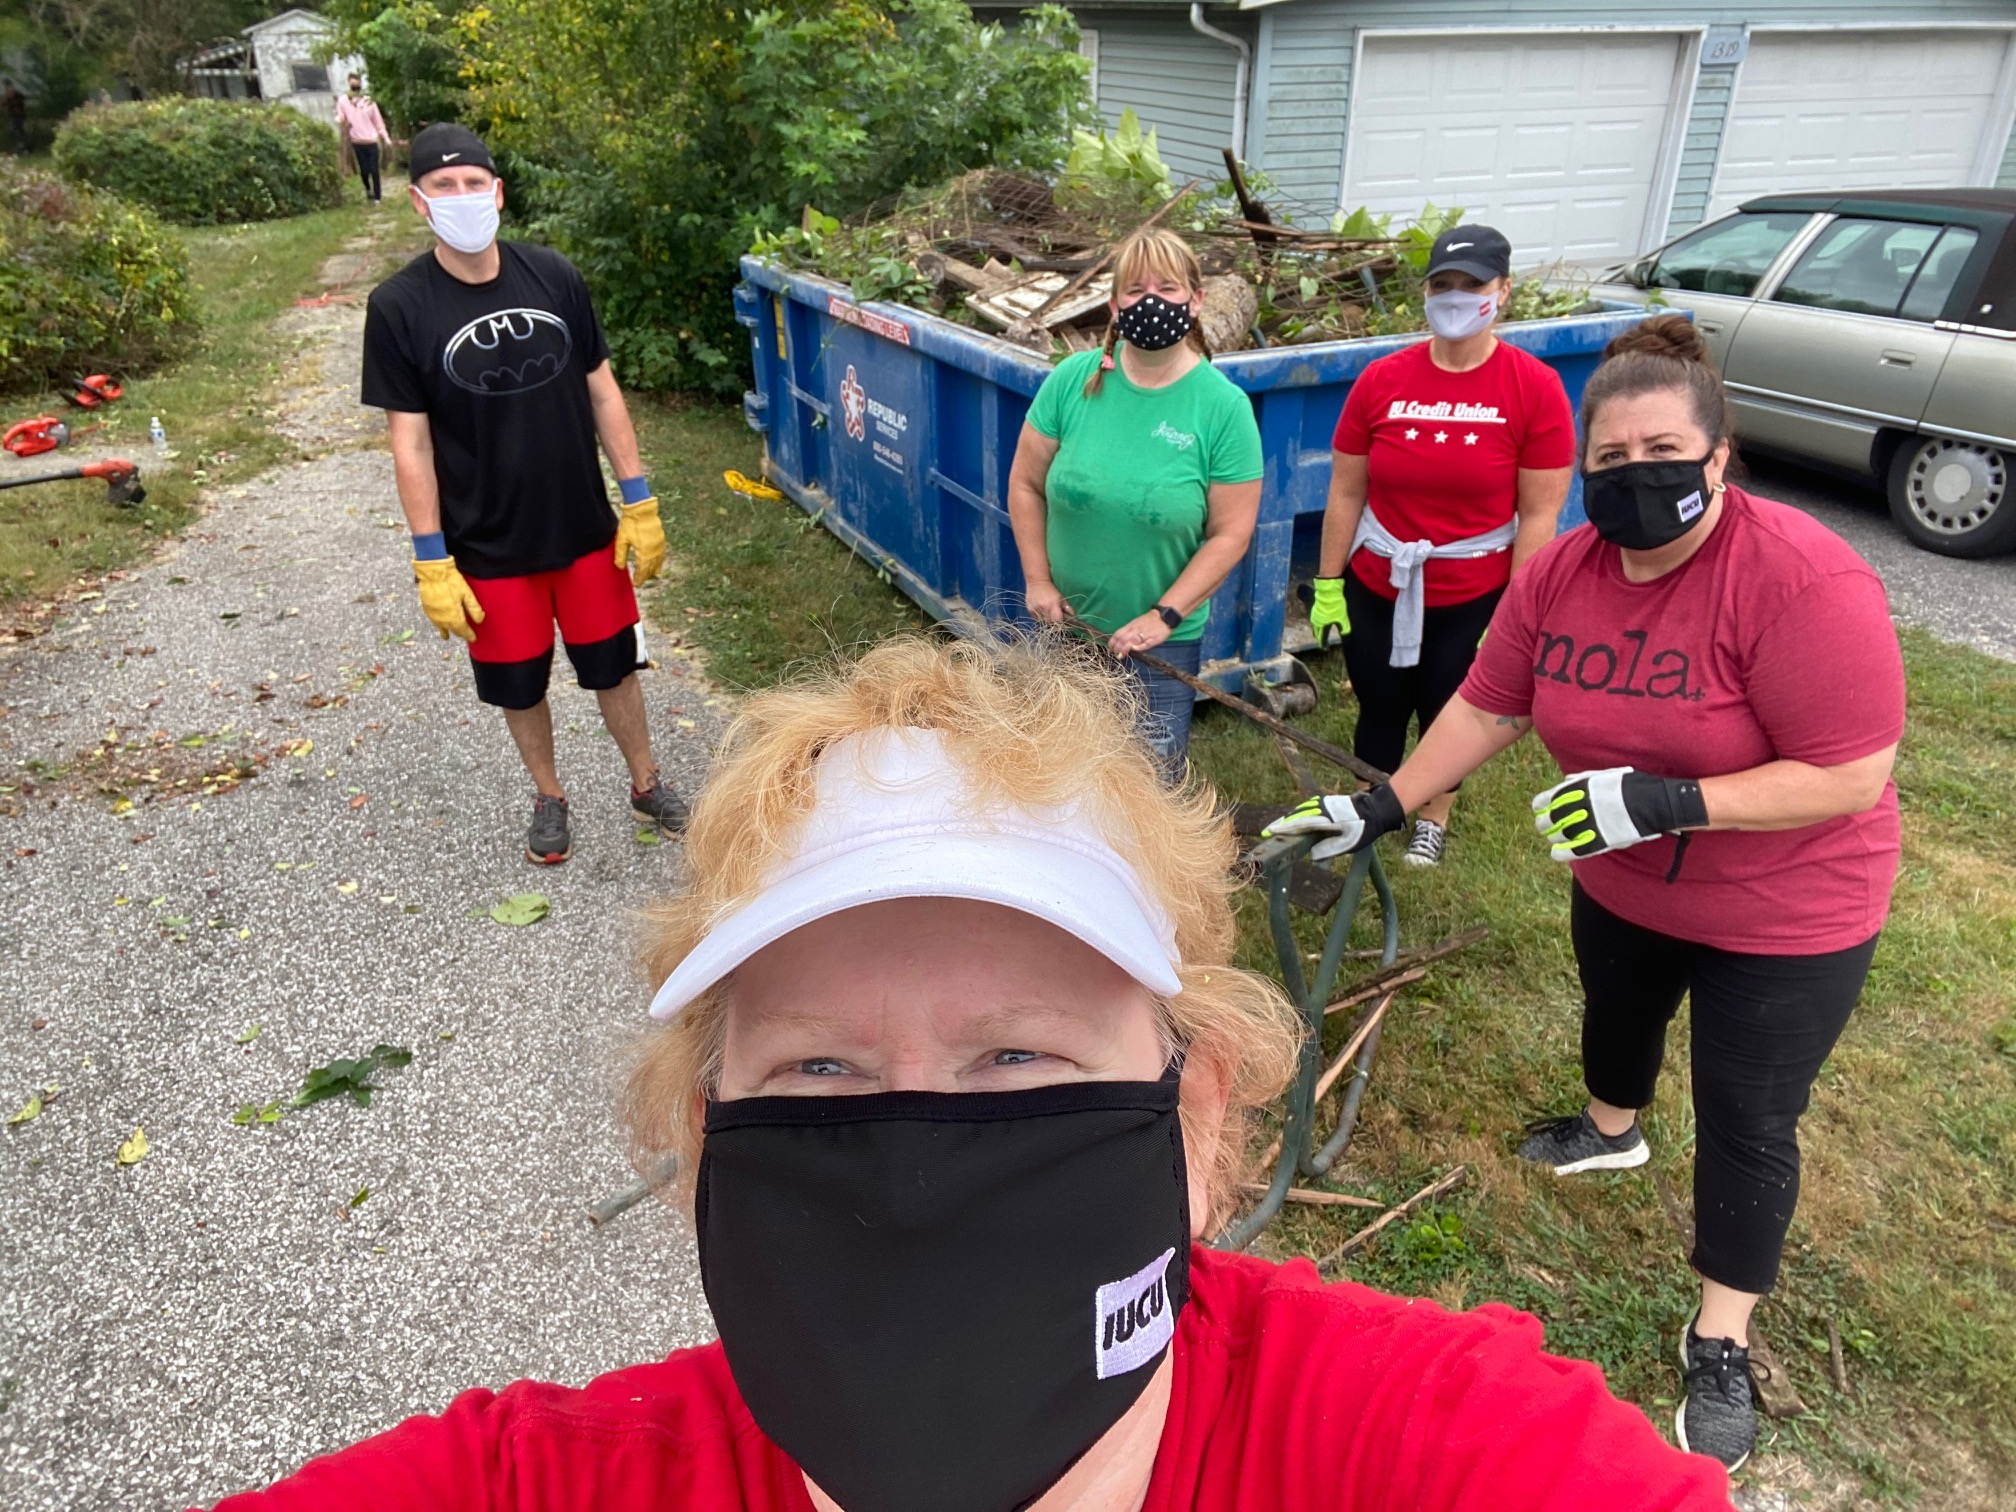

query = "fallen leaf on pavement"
(336, 880), (359, 894)
(116, 1127), (149, 1165)
(349, 794), (369, 810)
(490, 893), (551, 927)
(236, 1023), (261, 1044)
(8, 1095), (41, 1125)
(634, 826), (661, 846)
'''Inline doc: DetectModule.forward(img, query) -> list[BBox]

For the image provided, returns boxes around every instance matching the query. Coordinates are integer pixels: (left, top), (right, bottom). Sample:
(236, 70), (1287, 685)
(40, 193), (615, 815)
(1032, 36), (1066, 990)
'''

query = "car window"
(1897, 225), (1980, 323)
(1772, 218), (1944, 319)
(1646, 212), (1811, 297)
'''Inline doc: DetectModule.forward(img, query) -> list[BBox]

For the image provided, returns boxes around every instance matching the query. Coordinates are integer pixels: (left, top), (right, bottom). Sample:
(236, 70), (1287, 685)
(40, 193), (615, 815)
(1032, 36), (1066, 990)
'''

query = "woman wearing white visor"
(208, 637), (1728, 1512)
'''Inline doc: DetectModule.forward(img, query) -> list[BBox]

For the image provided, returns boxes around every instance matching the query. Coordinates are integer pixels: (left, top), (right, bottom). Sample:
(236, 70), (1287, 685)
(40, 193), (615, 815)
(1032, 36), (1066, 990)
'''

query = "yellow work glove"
(612, 497), (666, 585)
(413, 556), (484, 642)
(1309, 576), (1350, 649)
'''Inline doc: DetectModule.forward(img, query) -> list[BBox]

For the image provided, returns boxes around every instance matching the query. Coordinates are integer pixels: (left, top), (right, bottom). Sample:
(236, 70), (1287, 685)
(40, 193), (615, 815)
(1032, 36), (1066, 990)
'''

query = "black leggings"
(1571, 883), (1878, 1294)
(354, 141), (382, 201)
(1342, 572), (1501, 777)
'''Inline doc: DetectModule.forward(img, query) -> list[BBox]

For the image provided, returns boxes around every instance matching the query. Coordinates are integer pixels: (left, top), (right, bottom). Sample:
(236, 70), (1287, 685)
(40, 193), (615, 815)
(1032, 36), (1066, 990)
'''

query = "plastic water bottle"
(149, 417), (167, 457)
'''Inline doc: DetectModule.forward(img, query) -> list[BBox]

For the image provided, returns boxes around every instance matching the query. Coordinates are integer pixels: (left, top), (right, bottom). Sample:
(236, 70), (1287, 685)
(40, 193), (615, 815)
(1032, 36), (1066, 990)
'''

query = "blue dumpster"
(736, 258), (1664, 689)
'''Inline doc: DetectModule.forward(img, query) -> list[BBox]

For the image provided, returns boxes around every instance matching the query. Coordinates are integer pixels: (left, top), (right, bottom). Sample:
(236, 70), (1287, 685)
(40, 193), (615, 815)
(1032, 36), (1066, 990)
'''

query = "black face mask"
(1113, 293), (1195, 352)
(1582, 455), (1715, 550)
(697, 1070), (1192, 1512)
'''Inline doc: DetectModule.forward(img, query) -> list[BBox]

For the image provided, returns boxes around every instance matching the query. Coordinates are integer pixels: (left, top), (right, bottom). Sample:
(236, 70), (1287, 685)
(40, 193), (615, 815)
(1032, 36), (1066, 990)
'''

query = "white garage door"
(1710, 30), (2016, 217)
(1343, 32), (1686, 269)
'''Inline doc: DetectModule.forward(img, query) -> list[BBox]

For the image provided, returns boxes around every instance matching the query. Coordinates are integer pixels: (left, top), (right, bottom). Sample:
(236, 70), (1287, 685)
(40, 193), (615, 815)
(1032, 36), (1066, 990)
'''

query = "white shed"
(184, 9), (363, 123)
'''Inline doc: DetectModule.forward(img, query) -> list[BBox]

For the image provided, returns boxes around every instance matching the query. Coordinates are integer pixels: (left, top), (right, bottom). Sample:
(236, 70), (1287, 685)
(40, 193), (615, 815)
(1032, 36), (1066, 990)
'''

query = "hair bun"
(1603, 312), (1711, 368)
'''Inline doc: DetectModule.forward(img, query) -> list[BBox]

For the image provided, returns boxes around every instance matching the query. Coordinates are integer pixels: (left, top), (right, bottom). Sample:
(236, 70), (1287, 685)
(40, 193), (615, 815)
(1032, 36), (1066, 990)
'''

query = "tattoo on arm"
(1495, 715), (1531, 731)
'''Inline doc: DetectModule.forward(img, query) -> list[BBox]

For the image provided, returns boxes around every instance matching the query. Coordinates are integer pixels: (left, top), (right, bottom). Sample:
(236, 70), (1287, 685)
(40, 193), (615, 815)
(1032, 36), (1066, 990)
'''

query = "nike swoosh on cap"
(441, 151), (462, 161)
(1446, 241), (1473, 249)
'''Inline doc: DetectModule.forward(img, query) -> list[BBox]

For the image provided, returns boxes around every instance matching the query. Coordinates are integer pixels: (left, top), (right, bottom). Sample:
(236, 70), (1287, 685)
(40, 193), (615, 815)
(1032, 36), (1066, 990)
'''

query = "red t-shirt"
(204, 1246), (1729, 1512)
(1332, 340), (1575, 607)
(1461, 487), (1905, 954)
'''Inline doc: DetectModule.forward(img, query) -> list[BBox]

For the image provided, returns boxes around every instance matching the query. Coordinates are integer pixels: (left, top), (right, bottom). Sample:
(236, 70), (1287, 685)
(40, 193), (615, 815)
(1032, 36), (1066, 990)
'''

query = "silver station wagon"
(1592, 189), (2016, 558)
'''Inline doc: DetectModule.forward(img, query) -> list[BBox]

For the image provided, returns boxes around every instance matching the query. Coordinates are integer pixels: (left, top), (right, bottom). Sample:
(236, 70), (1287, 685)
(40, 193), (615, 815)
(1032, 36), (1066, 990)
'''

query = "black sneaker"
(1515, 1110), (1649, 1175)
(525, 794), (572, 865)
(1677, 1317), (1758, 1471)
(631, 778), (690, 837)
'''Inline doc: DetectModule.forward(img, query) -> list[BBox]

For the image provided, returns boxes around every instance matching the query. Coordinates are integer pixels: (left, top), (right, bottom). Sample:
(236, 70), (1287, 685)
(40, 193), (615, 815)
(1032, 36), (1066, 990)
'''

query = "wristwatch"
(1153, 604), (1183, 630)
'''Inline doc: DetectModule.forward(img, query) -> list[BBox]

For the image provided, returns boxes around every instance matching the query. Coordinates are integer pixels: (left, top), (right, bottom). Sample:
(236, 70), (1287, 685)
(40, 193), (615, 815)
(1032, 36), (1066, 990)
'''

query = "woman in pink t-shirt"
(1270, 315), (1904, 1475)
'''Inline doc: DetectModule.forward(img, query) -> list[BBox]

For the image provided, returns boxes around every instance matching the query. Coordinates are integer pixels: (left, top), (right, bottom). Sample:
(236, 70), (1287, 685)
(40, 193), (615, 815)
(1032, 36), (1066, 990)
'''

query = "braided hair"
(1083, 227), (1212, 398)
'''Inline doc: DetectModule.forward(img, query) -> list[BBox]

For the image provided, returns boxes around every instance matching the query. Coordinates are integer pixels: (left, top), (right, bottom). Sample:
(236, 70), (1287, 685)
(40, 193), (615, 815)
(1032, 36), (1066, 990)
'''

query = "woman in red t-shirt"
(1271, 316), (1905, 1474)
(205, 638), (1728, 1512)
(1310, 223), (1574, 866)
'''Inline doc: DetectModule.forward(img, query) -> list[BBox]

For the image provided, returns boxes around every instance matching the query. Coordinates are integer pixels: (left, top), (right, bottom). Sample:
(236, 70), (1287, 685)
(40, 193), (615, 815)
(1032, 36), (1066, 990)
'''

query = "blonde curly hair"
(623, 632), (1302, 1223)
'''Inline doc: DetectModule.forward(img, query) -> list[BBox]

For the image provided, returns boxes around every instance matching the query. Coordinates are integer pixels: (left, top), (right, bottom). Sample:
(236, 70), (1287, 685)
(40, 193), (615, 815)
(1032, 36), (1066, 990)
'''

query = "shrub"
(462, 0), (1092, 394)
(0, 164), (198, 395)
(53, 98), (344, 226)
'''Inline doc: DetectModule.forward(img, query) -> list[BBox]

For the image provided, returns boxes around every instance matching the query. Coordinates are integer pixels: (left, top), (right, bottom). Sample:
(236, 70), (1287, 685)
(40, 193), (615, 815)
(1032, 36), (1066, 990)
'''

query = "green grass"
(0, 195), (391, 609)
(631, 402), (2016, 1499)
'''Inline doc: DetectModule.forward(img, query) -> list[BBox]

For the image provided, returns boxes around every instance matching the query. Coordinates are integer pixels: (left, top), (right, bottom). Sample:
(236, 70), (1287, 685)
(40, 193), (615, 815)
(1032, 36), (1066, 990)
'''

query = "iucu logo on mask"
(1093, 1246), (1176, 1379)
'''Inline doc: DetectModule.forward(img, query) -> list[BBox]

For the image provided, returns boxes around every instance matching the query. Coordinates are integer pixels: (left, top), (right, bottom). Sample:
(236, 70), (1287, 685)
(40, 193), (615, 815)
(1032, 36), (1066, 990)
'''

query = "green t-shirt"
(1026, 349), (1264, 640)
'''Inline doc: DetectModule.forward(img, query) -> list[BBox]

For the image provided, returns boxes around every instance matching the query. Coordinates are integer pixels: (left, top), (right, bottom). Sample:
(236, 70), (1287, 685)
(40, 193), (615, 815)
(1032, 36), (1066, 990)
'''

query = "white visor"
(648, 728), (1181, 1018)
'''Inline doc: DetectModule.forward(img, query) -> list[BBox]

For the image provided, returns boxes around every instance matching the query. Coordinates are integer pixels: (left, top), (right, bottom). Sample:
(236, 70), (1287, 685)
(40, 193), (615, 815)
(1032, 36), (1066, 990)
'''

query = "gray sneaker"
(1403, 818), (1447, 867)
(1676, 1317), (1758, 1471)
(631, 778), (690, 836)
(1515, 1110), (1649, 1175)
(525, 793), (572, 865)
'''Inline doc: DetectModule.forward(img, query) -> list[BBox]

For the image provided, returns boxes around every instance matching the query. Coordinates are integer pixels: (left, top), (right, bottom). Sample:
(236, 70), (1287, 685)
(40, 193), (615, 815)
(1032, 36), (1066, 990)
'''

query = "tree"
(460, 0), (1092, 393)
(319, 0), (466, 133)
(1, 0), (276, 98)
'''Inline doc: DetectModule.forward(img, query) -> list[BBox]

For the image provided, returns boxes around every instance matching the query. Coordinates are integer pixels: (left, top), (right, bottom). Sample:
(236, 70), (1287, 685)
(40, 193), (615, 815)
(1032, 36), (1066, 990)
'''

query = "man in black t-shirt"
(362, 123), (687, 864)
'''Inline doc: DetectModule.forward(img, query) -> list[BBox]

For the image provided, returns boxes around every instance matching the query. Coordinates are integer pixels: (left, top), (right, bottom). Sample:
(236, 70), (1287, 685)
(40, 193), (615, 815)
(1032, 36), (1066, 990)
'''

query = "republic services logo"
(839, 365), (868, 441)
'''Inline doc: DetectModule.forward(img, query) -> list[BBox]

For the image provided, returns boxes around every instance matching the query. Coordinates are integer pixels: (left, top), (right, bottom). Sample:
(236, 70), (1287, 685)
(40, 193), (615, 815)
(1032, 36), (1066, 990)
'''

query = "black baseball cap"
(409, 123), (495, 184)
(1425, 225), (1512, 281)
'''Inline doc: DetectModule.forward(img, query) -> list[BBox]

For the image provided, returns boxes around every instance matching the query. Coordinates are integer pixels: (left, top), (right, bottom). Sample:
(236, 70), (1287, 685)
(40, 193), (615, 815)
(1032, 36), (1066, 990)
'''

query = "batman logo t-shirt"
(363, 240), (615, 578)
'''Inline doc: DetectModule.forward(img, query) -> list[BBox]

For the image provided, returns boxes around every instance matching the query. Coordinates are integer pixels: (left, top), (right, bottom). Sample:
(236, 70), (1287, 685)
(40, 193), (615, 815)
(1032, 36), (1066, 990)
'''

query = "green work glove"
(1309, 577), (1349, 649)
(1531, 767), (1708, 862)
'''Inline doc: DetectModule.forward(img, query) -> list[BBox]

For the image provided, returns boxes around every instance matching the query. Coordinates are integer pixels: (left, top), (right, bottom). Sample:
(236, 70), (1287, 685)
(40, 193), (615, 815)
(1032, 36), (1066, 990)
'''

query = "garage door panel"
(1710, 30), (2013, 214)
(1345, 32), (1683, 267)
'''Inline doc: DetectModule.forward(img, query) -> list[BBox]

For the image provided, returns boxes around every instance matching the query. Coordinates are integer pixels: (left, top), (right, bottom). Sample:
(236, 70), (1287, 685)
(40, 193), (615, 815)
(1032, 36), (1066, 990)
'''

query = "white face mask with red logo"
(1423, 288), (1499, 340)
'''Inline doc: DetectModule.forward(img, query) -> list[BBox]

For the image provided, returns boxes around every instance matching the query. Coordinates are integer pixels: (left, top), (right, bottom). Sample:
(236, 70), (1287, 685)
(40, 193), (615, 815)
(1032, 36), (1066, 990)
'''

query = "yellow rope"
(723, 469), (784, 501)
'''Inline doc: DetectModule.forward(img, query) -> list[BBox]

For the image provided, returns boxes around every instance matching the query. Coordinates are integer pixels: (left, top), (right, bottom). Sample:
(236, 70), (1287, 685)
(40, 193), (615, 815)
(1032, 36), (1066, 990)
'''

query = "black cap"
(1425, 225), (1512, 281)
(408, 123), (494, 185)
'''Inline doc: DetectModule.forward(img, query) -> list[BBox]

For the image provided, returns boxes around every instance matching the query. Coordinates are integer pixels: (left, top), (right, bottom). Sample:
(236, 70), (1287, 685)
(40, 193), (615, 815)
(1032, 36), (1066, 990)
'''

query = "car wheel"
(1886, 434), (2016, 558)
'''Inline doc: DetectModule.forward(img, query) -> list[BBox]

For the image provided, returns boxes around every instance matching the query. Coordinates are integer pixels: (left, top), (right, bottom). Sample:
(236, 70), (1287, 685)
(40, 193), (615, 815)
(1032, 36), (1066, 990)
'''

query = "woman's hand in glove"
(1263, 783), (1406, 860)
(1531, 767), (1708, 861)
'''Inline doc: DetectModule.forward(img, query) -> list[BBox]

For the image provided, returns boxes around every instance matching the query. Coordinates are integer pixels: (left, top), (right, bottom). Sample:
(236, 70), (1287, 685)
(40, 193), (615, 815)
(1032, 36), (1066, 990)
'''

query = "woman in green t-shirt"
(1007, 229), (1264, 781)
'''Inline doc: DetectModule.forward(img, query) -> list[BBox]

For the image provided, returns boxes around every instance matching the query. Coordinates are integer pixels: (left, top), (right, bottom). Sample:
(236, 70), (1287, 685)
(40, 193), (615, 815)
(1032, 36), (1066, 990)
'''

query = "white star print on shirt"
(1464, 433), (1479, 445)
(1433, 431), (1448, 443)
(1404, 427), (1419, 441)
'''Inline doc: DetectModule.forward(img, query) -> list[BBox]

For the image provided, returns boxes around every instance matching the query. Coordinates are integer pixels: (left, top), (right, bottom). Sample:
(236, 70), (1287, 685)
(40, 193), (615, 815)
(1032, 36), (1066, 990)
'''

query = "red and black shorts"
(465, 547), (639, 710)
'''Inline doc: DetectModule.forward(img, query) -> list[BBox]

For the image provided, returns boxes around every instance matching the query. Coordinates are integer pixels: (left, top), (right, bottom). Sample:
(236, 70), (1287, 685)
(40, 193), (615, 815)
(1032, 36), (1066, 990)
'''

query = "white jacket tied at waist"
(1349, 505), (1518, 668)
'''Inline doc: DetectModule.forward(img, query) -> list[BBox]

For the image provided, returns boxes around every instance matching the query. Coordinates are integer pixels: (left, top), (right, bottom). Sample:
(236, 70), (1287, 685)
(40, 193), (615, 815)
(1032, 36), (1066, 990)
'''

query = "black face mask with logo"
(1581, 456), (1716, 550)
(1113, 293), (1196, 352)
(697, 1069), (1192, 1512)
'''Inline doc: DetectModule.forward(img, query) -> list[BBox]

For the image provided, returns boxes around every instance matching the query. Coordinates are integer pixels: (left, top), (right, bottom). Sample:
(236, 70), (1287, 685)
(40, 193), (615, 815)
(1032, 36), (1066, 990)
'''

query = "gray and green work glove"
(1309, 577), (1350, 648)
(1531, 767), (1708, 861)
(1263, 783), (1405, 861)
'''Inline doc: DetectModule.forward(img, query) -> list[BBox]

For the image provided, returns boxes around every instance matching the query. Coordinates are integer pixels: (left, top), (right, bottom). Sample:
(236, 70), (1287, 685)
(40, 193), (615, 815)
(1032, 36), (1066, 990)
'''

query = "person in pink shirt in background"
(1269, 314), (1905, 1475)
(336, 73), (392, 203)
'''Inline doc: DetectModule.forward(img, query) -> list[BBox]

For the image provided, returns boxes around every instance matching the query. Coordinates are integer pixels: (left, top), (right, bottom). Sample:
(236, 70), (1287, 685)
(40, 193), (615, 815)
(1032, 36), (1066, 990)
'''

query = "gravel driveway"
(1744, 454), (2016, 663)
(0, 233), (722, 1511)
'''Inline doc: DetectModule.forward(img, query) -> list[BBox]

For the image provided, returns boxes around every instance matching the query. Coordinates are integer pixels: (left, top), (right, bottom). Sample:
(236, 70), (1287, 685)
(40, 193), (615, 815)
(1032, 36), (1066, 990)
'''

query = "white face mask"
(421, 187), (500, 255)
(1423, 287), (1499, 341)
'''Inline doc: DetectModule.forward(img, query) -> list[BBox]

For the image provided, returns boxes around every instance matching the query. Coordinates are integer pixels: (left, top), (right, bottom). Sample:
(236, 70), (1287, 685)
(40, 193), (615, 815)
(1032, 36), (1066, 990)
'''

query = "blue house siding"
(1073, 9), (1248, 186)
(1667, 63), (1736, 238)
(1027, 4), (2016, 232)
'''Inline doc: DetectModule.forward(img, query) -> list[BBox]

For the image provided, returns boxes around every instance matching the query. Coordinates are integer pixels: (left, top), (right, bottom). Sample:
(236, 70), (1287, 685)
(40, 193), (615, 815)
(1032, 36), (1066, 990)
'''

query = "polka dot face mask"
(1114, 292), (1196, 352)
